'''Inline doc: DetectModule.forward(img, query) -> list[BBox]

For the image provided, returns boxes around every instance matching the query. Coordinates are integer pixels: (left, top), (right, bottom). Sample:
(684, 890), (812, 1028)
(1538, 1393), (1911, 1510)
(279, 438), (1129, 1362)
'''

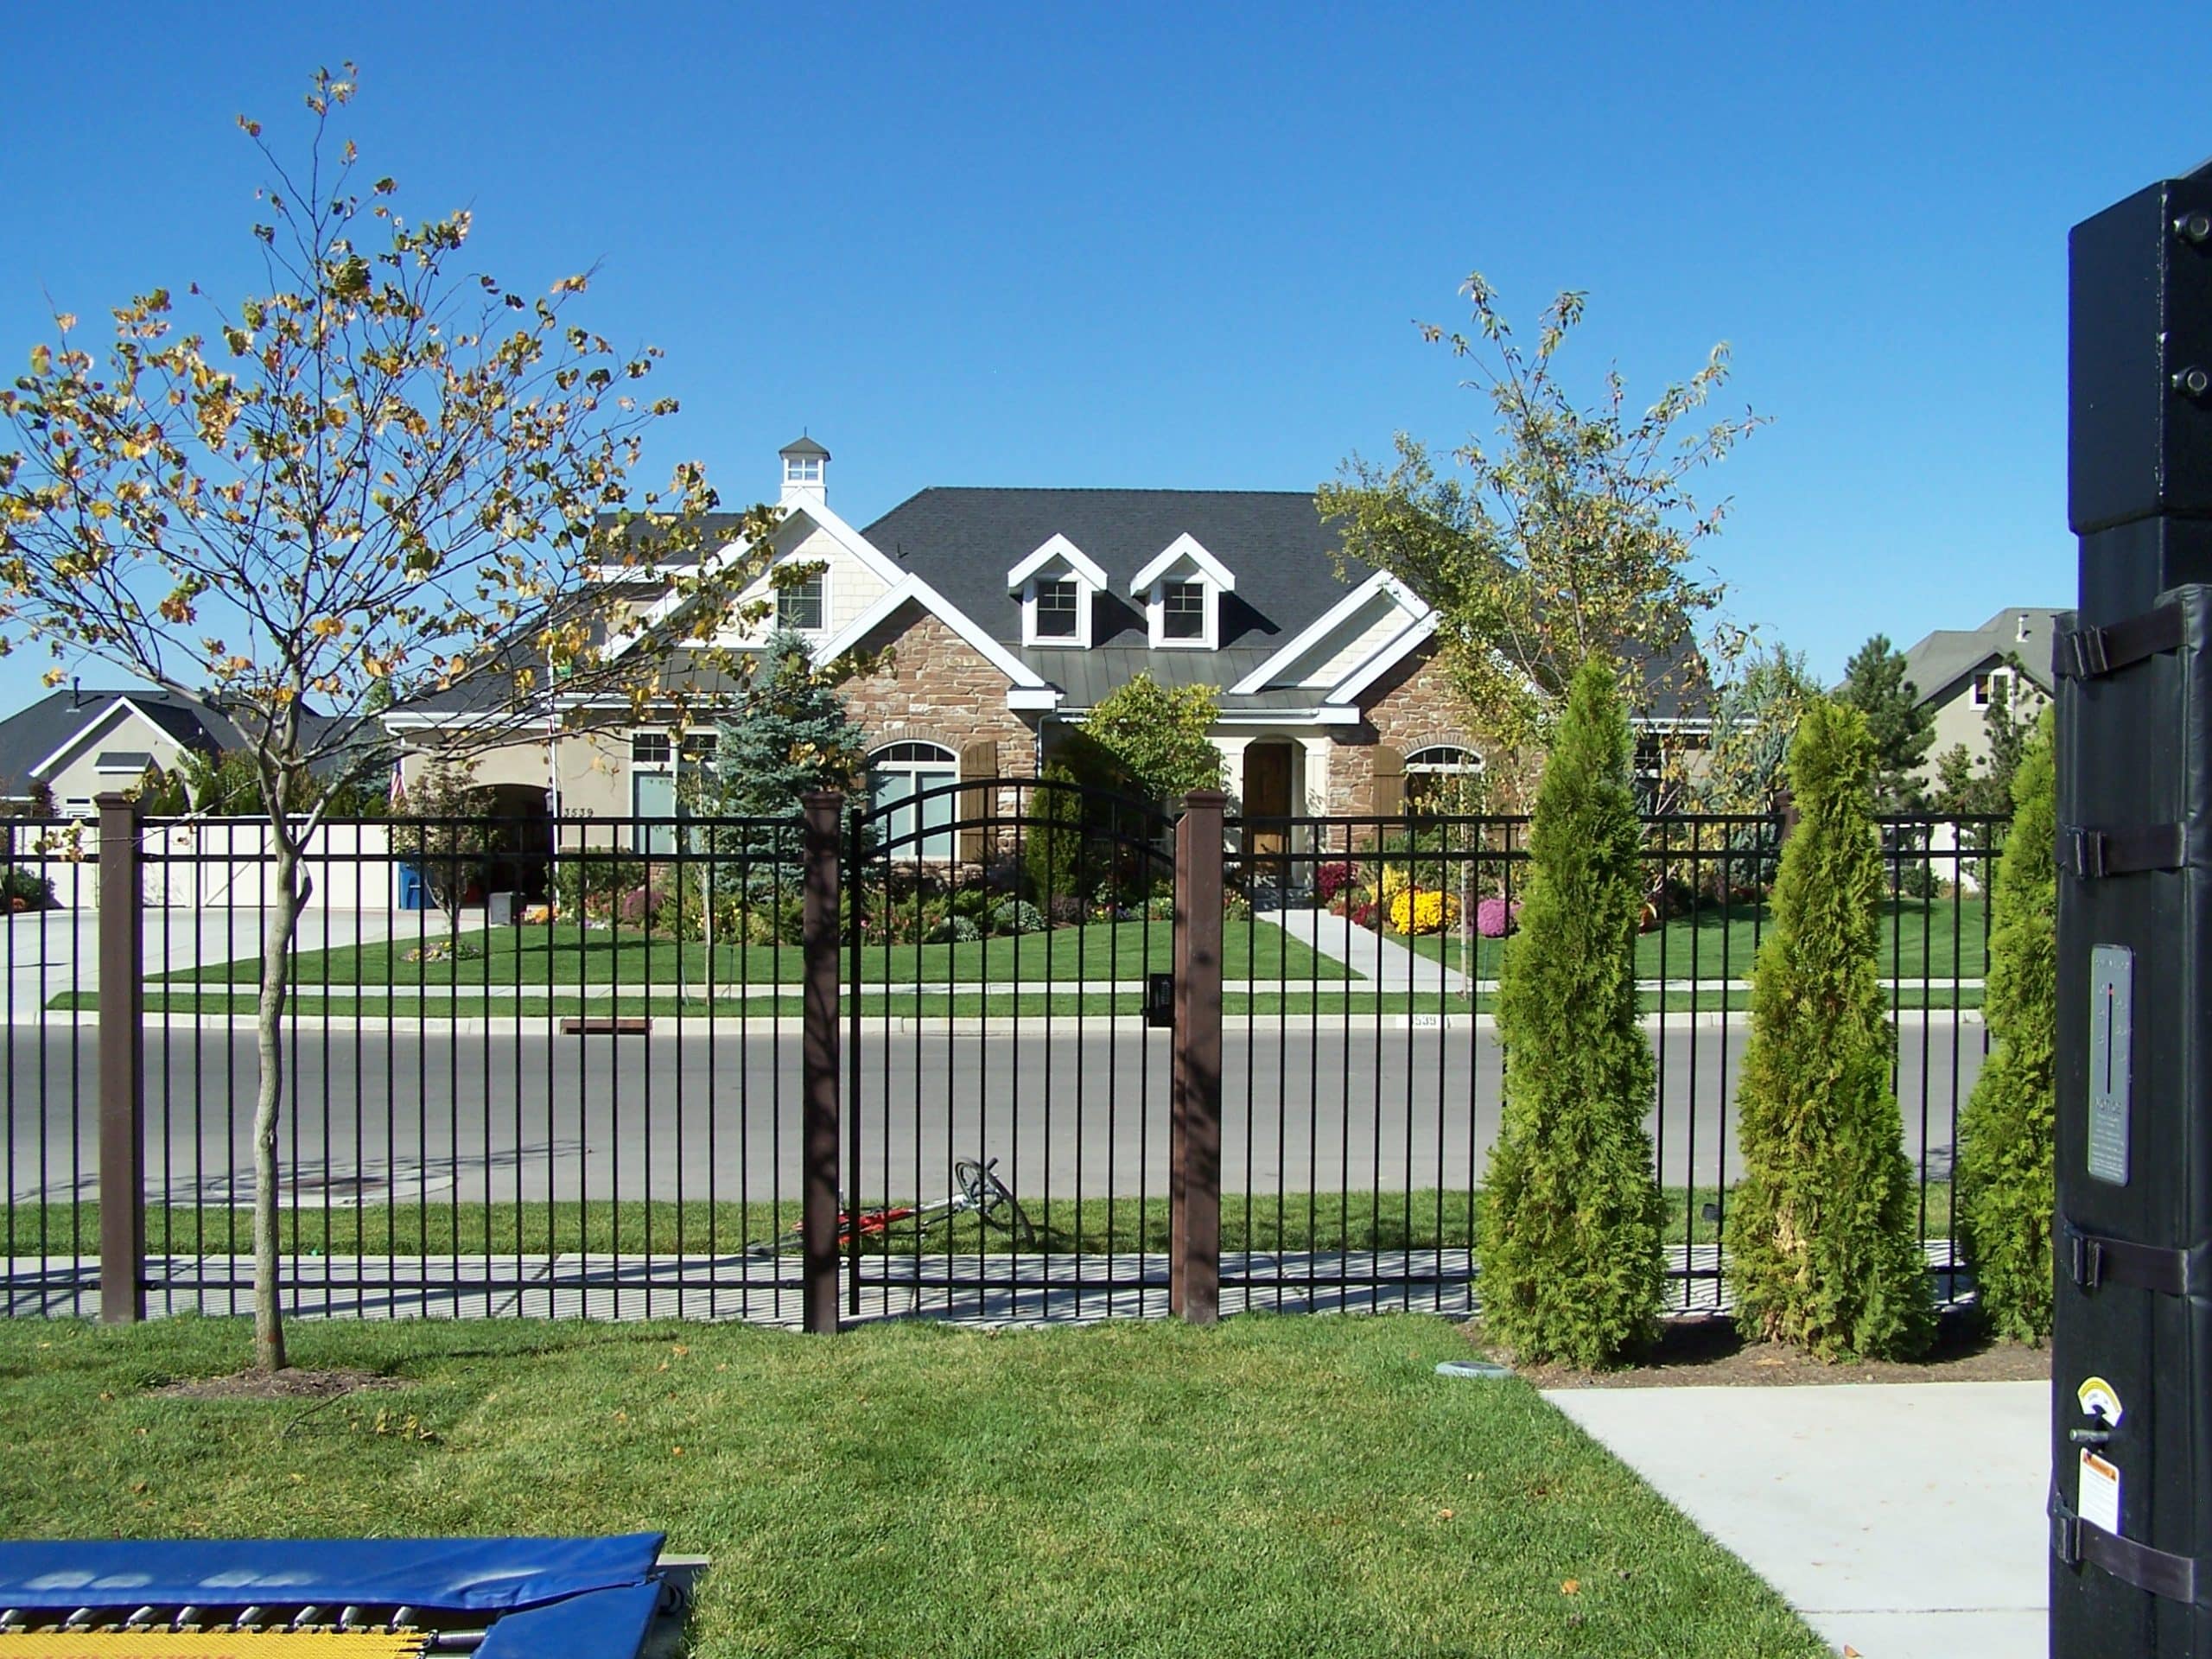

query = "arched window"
(869, 741), (959, 861)
(1405, 744), (1483, 813)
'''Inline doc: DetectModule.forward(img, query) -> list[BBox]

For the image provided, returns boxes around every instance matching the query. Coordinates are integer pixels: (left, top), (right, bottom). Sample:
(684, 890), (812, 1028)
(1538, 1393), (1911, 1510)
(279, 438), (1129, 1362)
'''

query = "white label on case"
(2080, 1449), (2122, 1535)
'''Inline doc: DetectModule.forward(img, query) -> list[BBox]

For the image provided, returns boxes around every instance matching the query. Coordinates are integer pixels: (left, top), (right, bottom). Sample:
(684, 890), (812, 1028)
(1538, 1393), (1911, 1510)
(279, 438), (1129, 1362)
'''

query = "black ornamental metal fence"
(0, 788), (2005, 1327)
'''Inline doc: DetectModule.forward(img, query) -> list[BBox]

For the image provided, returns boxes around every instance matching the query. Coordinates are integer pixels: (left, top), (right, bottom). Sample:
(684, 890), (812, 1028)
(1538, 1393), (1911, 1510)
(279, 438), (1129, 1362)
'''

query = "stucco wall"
(42, 706), (199, 814)
(1919, 671), (2050, 786)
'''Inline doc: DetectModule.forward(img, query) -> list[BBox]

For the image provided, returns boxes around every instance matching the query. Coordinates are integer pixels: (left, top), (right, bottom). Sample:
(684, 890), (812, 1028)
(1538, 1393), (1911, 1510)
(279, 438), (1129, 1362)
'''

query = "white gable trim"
(1128, 532), (1236, 594)
(1228, 573), (1429, 695)
(28, 697), (176, 780)
(1007, 534), (1108, 590)
(1325, 614), (1440, 706)
(609, 499), (913, 660)
(812, 578), (1050, 691)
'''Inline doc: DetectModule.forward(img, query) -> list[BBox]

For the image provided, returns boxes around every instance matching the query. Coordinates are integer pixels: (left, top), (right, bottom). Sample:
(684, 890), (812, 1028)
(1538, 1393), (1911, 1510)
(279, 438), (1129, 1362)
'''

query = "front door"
(1243, 742), (1294, 893)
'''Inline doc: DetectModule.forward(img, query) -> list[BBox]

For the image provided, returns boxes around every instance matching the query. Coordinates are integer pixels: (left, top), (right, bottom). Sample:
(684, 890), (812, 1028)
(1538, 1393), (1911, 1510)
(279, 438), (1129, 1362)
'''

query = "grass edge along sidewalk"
(8, 1183), (1961, 1258)
(0, 1316), (1825, 1659)
(57, 984), (1986, 1019)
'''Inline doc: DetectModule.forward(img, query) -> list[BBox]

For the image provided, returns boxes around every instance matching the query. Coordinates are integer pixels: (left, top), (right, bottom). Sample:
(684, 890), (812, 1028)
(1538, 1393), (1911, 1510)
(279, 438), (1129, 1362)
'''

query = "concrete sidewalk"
(1546, 1381), (2046, 1659)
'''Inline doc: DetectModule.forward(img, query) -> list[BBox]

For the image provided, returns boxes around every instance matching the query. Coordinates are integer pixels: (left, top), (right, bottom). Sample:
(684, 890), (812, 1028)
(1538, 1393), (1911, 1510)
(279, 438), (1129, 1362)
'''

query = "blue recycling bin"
(397, 860), (429, 910)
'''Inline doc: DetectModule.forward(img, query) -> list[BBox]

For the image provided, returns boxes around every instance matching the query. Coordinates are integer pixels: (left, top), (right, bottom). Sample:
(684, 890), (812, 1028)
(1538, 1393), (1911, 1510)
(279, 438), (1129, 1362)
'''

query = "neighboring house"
(1897, 607), (2063, 786)
(0, 687), (239, 815)
(0, 686), (383, 817)
(389, 437), (1707, 857)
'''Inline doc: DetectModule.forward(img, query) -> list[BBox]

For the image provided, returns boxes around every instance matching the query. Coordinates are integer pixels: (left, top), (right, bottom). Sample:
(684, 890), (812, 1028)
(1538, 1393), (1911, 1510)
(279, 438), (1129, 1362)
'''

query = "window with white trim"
(1033, 578), (1079, 639)
(1972, 666), (2015, 708)
(1132, 534), (1234, 649)
(778, 569), (825, 632)
(631, 730), (678, 853)
(785, 454), (822, 486)
(1405, 744), (1483, 812)
(1160, 582), (1205, 641)
(868, 741), (958, 862)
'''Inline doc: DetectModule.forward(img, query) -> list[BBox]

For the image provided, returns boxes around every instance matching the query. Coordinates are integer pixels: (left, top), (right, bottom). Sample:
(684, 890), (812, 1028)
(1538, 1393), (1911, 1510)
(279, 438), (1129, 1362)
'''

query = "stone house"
(387, 437), (1701, 857)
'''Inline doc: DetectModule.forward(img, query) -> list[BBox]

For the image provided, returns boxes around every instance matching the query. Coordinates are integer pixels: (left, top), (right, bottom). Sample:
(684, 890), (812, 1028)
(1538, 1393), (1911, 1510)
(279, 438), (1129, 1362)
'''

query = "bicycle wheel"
(955, 1158), (1037, 1247)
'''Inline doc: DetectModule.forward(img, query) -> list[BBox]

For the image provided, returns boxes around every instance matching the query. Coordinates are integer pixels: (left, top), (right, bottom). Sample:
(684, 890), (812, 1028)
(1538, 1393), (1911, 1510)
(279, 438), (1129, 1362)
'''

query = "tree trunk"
(251, 839), (302, 1373)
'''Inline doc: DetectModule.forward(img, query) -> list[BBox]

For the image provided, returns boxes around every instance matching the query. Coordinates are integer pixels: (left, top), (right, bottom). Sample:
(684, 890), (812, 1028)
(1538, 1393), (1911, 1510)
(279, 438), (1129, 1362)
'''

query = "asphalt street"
(10, 1020), (1985, 1208)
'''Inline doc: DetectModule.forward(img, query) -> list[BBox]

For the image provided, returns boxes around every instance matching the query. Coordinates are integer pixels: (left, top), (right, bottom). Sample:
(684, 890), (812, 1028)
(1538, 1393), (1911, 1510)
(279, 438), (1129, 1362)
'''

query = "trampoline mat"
(0, 1634), (428, 1659)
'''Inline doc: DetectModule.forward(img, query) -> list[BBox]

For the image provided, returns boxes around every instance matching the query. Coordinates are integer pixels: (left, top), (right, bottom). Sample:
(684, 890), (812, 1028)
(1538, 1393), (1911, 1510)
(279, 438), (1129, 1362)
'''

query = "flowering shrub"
(990, 899), (1046, 936)
(1475, 896), (1521, 938)
(1388, 887), (1459, 937)
(1348, 899), (1380, 931)
(1314, 861), (1359, 904)
(620, 885), (667, 925)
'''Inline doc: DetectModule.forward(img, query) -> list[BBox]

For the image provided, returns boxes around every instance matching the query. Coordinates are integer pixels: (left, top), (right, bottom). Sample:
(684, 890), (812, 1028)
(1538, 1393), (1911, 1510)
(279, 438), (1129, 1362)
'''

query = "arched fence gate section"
(824, 776), (1204, 1325)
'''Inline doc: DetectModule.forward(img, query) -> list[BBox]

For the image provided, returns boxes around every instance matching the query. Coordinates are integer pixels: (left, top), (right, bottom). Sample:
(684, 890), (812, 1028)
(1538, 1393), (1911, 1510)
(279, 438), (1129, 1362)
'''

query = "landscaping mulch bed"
(1497, 1316), (2050, 1389)
(155, 1365), (409, 1402)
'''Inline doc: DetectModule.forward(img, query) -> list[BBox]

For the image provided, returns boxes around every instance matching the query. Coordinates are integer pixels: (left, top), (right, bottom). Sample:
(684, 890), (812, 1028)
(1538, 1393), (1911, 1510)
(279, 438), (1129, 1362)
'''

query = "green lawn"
(160, 917), (1342, 989)
(1403, 893), (1990, 982)
(0, 1318), (1822, 1657)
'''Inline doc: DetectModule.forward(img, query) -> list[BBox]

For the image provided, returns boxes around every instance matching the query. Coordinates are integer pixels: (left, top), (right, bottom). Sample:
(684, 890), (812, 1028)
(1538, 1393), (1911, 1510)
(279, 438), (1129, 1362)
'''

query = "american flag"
(388, 756), (407, 811)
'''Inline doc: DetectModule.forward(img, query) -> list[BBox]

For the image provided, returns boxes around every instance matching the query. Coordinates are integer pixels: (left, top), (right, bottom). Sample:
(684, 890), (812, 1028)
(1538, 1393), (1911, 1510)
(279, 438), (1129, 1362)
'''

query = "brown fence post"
(800, 791), (843, 1335)
(1170, 790), (1225, 1325)
(96, 792), (144, 1325)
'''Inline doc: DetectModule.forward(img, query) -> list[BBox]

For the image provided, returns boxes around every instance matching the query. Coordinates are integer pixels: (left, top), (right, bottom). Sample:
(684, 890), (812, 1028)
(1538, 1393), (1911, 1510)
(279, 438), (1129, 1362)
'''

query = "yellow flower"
(1388, 887), (1459, 936)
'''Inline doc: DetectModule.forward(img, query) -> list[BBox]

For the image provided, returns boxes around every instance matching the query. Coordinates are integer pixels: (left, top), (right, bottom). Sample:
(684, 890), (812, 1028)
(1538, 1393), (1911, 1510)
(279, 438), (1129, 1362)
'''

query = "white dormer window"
(778, 569), (826, 632)
(1009, 534), (1106, 649)
(1034, 578), (1080, 639)
(1130, 533), (1236, 650)
(1160, 582), (1205, 640)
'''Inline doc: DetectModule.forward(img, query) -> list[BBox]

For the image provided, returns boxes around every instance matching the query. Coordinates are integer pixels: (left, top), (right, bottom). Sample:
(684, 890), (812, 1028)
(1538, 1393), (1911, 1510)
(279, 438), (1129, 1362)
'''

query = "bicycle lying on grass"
(749, 1157), (1038, 1254)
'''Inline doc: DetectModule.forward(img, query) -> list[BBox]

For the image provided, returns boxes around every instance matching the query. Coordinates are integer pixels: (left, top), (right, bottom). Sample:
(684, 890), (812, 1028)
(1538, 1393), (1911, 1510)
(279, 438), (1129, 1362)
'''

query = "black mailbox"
(1145, 971), (1174, 1030)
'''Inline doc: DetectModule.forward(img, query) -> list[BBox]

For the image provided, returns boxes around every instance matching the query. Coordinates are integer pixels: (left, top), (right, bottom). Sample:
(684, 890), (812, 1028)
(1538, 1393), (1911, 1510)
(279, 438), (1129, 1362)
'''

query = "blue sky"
(3, 1), (2207, 710)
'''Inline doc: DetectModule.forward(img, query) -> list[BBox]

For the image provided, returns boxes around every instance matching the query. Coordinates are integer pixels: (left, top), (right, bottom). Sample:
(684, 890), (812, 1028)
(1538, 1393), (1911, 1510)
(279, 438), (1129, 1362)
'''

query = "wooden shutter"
(1370, 745), (1406, 818)
(958, 740), (999, 864)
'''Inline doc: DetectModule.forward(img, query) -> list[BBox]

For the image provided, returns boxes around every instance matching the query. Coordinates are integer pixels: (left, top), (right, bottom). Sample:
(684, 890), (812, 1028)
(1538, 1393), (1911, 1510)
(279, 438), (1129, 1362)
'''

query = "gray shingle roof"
(779, 435), (830, 459)
(0, 689), (233, 798)
(0, 688), (377, 800)
(1897, 607), (2067, 705)
(861, 488), (1366, 657)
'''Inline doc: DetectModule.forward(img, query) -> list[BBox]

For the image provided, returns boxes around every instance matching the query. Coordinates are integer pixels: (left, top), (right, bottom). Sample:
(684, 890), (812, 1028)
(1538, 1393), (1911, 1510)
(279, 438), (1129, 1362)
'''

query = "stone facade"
(1327, 645), (1471, 816)
(836, 604), (1037, 776)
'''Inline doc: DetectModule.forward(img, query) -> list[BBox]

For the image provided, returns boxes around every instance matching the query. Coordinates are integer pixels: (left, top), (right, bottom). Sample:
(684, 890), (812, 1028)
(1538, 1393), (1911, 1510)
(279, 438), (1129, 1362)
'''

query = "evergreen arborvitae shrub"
(1725, 699), (1935, 1359)
(1956, 707), (2056, 1342)
(1478, 657), (1666, 1368)
(1024, 764), (1084, 905)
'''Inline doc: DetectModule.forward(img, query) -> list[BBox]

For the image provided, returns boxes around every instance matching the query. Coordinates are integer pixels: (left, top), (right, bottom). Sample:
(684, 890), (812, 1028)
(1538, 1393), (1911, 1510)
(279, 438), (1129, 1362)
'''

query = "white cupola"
(779, 434), (830, 508)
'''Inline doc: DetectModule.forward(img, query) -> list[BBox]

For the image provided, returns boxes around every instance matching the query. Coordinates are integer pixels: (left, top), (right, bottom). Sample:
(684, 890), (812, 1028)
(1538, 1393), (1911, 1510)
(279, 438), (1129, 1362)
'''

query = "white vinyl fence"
(5, 817), (402, 912)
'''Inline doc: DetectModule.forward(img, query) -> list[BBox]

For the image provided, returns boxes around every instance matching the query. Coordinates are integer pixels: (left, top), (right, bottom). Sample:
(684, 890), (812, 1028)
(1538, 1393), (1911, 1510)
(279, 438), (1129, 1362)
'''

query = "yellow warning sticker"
(0, 1630), (428, 1659)
(2077, 1375), (2125, 1426)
